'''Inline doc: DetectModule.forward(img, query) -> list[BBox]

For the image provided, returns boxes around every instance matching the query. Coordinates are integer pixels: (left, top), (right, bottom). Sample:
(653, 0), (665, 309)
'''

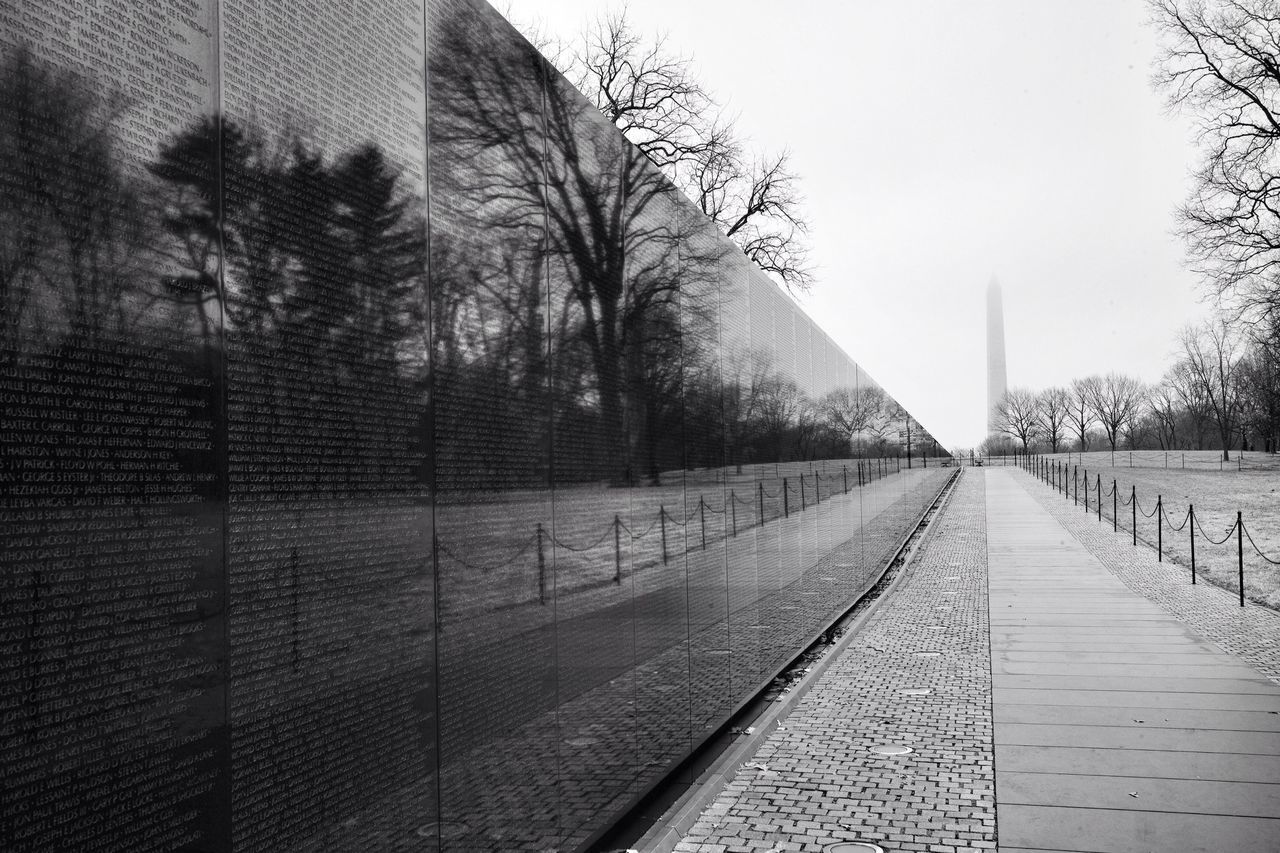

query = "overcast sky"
(507, 0), (1210, 449)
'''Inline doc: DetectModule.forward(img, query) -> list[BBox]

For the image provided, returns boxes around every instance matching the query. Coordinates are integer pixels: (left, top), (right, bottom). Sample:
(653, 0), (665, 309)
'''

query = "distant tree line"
(987, 317), (1279, 459)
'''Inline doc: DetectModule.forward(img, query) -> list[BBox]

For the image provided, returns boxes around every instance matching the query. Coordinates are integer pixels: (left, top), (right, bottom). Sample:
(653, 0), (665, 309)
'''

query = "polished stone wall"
(0, 1), (947, 850)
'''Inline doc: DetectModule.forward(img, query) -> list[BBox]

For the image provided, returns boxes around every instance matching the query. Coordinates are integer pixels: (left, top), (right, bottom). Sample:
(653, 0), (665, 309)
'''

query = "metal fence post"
(758, 481), (765, 525)
(730, 490), (737, 537)
(1238, 511), (1245, 607)
(783, 478), (789, 517)
(1097, 474), (1101, 522)
(1131, 486), (1136, 546)
(699, 497), (706, 550)
(614, 515), (622, 584)
(1189, 504), (1196, 585)
(1112, 479), (1117, 532)
(536, 523), (547, 604)
(659, 508), (668, 565)
(1157, 495), (1162, 562)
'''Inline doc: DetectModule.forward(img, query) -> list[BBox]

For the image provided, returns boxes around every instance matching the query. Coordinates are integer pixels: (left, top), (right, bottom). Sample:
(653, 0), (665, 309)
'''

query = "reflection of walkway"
(286, 469), (952, 852)
(670, 468), (1280, 853)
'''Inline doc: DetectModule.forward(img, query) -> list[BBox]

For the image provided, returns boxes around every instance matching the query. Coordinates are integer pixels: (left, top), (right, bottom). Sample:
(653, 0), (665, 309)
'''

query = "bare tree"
(1123, 408), (1158, 449)
(1238, 322), (1280, 451)
(685, 142), (812, 290)
(1167, 358), (1214, 447)
(1149, 0), (1280, 331)
(1085, 372), (1148, 451)
(1179, 319), (1246, 459)
(570, 9), (715, 170)
(554, 8), (814, 291)
(993, 388), (1041, 451)
(1035, 386), (1071, 452)
(1149, 375), (1183, 449)
(1069, 376), (1100, 451)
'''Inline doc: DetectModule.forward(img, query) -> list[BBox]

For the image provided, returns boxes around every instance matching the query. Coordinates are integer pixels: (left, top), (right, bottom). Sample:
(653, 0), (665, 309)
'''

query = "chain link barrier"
(1020, 452), (1279, 608)
(429, 458), (914, 578)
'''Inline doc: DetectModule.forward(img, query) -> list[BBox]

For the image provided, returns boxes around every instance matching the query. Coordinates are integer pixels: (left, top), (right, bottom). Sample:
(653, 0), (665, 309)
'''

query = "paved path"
(987, 469), (1280, 852)
(669, 468), (1280, 853)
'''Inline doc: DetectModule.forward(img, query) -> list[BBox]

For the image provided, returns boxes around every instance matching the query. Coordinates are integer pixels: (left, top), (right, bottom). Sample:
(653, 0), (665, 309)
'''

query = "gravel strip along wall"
(1010, 469), (1280, 685)
(673, 469), (995, 853)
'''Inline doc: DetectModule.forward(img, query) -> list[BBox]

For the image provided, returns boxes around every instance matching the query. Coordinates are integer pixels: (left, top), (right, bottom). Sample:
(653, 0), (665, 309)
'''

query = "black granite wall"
(0, 1), (949, 850)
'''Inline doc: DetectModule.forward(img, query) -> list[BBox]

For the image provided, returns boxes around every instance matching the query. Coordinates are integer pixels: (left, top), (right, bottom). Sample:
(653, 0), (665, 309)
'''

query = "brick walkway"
(668, 467), (1280, 853)
(671, 466), (996, 852)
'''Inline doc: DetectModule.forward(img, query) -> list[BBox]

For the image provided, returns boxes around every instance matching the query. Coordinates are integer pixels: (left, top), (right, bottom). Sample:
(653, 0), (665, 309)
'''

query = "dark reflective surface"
(0, 5), (228, 851)
(0, 1), (949, 850)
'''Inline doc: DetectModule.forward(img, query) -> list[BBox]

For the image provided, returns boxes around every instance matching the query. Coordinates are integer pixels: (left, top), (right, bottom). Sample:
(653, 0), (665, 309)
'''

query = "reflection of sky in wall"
(222, 1), (427, 192)
(0, 0), (216, 172)
(1, 2), (427, 190)
(513, 0), (1209, 448)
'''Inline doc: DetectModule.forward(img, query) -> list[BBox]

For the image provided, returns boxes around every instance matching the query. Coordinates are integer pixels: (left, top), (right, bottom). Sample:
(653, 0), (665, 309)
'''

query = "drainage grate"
(825, 843), (886, 853)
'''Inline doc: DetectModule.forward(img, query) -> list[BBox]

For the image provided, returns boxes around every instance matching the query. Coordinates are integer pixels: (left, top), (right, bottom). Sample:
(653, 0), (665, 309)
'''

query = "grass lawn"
(1032, 451), (1280, 609)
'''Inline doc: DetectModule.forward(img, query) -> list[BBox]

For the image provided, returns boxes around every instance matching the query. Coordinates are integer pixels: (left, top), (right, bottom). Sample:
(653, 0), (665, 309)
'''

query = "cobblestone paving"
(1011, 468), (1280, 684)
(674, 470), (995, 853)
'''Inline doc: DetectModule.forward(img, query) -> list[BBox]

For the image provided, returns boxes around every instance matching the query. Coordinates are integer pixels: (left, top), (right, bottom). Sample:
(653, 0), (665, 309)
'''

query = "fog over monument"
(986, 277), (1008, 436)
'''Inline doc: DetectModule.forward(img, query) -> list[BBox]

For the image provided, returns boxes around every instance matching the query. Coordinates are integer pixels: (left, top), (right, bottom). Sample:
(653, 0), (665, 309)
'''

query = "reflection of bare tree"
(720, 348), (776, 470)
(0, 50), (149, 358)
(755, 374), (804, 461)
(430, 2), (719, 483)
(148, 116), (225, 348)
(820, 386), (885, 442)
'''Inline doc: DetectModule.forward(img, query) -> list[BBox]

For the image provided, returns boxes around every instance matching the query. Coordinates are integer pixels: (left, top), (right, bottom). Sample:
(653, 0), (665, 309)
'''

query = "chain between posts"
(1242, 519), (1280, 566)
(431, 457), (911, 604)
(1161, 502), (1191, 533)
(1023, 456), (1278, 610)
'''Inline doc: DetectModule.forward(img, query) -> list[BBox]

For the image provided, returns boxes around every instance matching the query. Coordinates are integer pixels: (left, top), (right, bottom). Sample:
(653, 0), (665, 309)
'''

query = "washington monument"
(986, 278), (1007, 435)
